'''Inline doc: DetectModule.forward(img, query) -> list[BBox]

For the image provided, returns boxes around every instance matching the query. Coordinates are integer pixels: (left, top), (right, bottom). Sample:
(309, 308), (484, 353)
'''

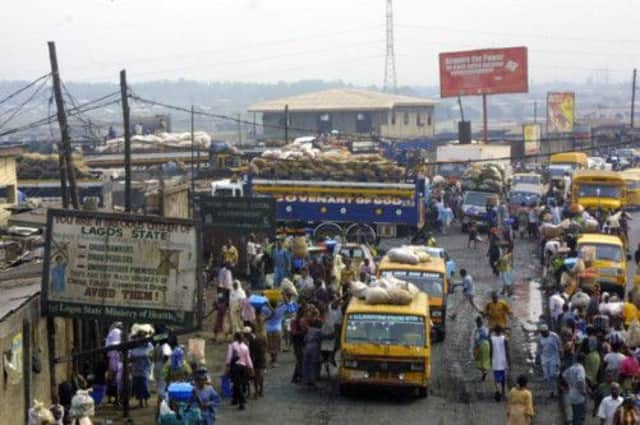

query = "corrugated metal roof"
(0, 277), (41, 321)
(248, 88), (437, 113)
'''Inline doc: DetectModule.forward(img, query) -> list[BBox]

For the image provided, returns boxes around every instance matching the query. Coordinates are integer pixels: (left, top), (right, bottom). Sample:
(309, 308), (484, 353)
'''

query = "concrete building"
(0, 146), (24, 225)
(0, 272), (74, 423)
(248, 88), (437, 140)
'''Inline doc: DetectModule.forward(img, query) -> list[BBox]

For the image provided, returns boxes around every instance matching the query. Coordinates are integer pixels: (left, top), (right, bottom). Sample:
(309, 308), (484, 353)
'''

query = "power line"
(0, 92), (120, 138)
(0, 76), (51, 131)
(0, 73), (51, 107)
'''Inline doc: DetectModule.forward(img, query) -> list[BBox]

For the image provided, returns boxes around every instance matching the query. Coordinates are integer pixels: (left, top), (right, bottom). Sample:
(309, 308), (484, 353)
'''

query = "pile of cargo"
(17, 153), (93, 180)
(386, 246), (431, 265)
(461, 163), (506, 193)
(100, 131), (212, 153)
(350, 275), (420, 306)
(246, 143), (405, 181)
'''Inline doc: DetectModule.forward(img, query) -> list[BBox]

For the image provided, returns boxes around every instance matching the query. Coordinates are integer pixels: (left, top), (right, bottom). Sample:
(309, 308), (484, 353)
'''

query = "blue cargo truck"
(211, 176), (425, 242)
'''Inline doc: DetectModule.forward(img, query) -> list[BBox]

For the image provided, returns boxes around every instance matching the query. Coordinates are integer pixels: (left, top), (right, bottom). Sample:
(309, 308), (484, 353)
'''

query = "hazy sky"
(2, 0), (638, 87)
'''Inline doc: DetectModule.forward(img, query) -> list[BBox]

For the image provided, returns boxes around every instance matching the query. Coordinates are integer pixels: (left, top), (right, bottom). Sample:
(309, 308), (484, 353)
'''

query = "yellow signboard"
(523, 123), (541, 155)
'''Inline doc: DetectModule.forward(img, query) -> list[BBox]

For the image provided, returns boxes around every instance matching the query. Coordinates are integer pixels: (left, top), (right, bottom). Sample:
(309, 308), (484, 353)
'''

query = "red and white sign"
(439, 46), (528, 98)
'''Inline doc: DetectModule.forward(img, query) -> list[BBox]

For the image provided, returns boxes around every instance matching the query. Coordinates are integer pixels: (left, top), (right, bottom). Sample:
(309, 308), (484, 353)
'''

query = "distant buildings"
(249, 88), (437, 140)
(0, 147), (24, 225)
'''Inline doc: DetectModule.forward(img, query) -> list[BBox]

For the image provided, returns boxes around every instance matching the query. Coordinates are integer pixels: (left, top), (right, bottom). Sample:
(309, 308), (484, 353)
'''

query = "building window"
(417, 113), (424, 127)
(391, 111), (396, 125)
(403, 112), (409, 126)
(427, 113), (432, 126)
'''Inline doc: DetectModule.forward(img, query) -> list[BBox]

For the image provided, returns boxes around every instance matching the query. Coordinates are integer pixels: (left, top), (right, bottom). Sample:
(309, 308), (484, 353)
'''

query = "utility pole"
(632, 68), (637, 128)
(190, 105), (195, 217)
(284, 104), (289, 143)
(120, 70), (132, 213)
(482, 94), (488, 143)
(534, 101), (538, 123)
(48, 41), (79, 209)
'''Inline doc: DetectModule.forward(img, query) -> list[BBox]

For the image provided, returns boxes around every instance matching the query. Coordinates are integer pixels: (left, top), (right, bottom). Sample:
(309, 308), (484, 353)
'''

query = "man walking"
(490, 326), (510, 402)
(597, 382), (623, 425)
(484, 291), (512, 331)
(449, 269), (481, 320)
(562, 352), (588, 425)
(536, 323), (561, 398)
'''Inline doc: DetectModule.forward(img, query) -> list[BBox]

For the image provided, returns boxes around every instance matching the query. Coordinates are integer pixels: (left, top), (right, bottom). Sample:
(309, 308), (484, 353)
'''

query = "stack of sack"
(102, 131), (212, 153)
(350, 275), (420, 306)
(246, 143), (405, 182)
(461, 163), (505, 192)
(387, 246), (431, 265)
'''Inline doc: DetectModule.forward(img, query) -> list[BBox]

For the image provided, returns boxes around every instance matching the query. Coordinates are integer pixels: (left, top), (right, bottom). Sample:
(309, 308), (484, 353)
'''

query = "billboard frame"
(41, 209), (201, 327)
(546, 91), (576, 134)
(438, 46), (529, 98)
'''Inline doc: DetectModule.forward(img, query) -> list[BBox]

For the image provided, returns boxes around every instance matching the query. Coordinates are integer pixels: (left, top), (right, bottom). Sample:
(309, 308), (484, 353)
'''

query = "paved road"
(209, 231), (563, 425)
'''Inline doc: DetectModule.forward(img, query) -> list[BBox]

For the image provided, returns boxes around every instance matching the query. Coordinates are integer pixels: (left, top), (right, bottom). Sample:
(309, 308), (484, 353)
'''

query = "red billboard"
(439, 46), (528, 98)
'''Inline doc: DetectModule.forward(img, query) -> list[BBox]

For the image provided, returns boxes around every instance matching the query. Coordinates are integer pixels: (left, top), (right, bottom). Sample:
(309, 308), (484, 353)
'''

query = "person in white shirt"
(229, 280), (247, 334)
(549, 291), (566, 331)
(597, 382), (623, 425)
(296, 267), (314, 293)
(490, 326), (510, 401)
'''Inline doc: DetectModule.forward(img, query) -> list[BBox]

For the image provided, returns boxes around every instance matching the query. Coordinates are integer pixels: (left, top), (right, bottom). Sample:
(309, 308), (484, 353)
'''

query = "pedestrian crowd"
(536, 286), (640, 425)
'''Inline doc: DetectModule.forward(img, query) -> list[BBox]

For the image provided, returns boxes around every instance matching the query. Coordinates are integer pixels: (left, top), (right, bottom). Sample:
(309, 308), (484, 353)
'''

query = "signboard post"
(546, 92), (575, 134)
(439, 46), (529, 143)
(42, 209), (199, 326)
(198, 196), (276, 278)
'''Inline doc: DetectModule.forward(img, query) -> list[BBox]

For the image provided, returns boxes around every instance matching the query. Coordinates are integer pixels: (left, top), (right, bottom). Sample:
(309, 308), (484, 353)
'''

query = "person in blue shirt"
(193, 368), (221, 425)
(273, 241), (291, 287)
(262, 296), (298, 367)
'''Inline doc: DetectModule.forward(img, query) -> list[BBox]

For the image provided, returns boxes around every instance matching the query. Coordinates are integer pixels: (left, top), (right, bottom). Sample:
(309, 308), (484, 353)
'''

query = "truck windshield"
(509, 191), (540, 206)
(576, 184), (621, 199)
(381, 270), (443, 298)
(512, 175), (540, 185)
(437, 163), (466, 177)
(578, 243), (622, 262)
(463, 191), (492, 206)
(213, 188), (234, 197)
(548, 165), (573, 177)
(345, 313), (425, 346)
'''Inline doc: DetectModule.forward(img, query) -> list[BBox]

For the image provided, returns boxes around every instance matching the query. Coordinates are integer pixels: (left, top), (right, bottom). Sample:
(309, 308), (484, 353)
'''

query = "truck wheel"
(418, 387), (428, 398)
(345, 223), (377, 245)
(339, 383), (349, 396)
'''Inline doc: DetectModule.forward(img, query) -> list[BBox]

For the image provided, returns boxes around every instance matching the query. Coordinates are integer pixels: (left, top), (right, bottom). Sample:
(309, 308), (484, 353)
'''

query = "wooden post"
(120, 70), (132, 212)
(121, 324), (130, 418)
(23, 319), (32, 425)
(482, 94), (488, 143)
(46, 317), (57, 403)
(48, 41), (78, 209)
(284, 104), (289, 143)
(632, 68), (637, 129)
(190, 105), (195, 217)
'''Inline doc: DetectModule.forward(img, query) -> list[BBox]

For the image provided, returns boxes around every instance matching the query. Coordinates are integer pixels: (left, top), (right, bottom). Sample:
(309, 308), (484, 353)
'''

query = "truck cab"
(461, 190), (499, 231)
(211, 179), (243, 197)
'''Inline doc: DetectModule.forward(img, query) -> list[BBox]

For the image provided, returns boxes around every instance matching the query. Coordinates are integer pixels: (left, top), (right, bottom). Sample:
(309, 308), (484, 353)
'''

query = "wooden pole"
(46, 317), (57, 404)
(23, 319), (32, 425)
(121, 324), (130, 418)
(48, 41), (78, 209)
(482, 93), (488, 143)
(284, 104), (289, 143)
(191, 105), (195, 217)
(632, 68), (637, 129)
(120, 70), (132, 212)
